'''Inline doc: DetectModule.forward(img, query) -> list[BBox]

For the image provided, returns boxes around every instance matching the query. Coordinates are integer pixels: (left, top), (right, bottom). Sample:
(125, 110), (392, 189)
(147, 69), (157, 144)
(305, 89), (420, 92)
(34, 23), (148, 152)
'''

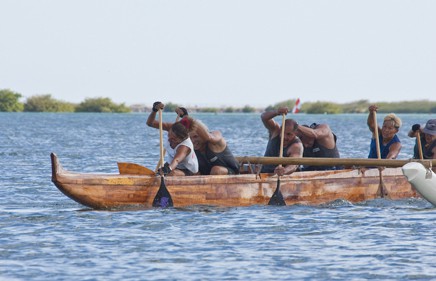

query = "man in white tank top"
(146, 102), (198, 176)
(163, 122), (198, 176)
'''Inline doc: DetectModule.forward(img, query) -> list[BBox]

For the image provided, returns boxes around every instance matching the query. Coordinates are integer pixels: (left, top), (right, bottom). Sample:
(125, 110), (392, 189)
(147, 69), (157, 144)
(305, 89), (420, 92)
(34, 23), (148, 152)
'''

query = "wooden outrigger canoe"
(50, 153), (433, 210)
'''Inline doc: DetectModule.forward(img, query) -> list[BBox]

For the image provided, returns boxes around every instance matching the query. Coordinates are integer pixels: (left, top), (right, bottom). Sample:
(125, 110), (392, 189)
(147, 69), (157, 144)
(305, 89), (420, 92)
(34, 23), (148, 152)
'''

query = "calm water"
(1, 112), (436, 281)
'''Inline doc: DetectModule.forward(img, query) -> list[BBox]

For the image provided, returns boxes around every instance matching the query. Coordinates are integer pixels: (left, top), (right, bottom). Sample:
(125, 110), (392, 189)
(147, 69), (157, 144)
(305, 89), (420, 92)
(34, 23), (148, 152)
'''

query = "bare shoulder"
(286, 140), (304, 157)
(208, 130), (227, 149)
(210, 130), (223, 138)
(314, 123), (332, 132)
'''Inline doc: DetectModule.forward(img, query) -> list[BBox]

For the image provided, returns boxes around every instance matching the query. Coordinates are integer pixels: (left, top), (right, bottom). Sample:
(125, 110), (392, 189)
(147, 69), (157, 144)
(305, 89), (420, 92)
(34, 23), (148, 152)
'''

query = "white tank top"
(164, 137), (199, 174)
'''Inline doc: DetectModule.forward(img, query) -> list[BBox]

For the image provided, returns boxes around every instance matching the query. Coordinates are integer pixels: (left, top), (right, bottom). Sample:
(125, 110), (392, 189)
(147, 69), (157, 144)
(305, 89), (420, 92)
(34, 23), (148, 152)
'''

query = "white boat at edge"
(402, 162), (436, 206)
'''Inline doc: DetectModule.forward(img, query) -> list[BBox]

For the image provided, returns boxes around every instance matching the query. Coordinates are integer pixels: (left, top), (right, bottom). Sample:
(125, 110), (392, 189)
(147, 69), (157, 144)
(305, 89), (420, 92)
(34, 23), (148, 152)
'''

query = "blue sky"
(1, 0), (435, 107)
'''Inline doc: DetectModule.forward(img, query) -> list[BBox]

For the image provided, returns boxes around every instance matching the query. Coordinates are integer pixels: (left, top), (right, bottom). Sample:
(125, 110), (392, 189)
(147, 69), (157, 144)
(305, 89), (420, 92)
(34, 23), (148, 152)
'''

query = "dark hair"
(171, 122), (189, 140)
(284, 119), (299, 131)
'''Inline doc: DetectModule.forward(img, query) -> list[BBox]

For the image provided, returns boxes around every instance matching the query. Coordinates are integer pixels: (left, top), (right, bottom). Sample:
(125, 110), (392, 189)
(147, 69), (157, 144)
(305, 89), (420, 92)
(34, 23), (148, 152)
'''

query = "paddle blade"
(268, 178), (286, 206)
(117, 162), (155, 175)
(152, 176), (174, 208)
(376, 171), (387, 198)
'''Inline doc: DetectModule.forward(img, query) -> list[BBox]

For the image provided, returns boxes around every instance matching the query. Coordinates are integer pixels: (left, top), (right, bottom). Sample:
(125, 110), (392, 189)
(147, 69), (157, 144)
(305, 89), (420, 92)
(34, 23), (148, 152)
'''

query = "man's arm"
(169, 145), (191, 170)
(386, 142), (402, 159)
(297, 124), (335, 149)
(146, 102), (173, 131)
(367, 105), (379, 137)
(275, 141), (303, 176)
(192, 120), (226, 152)
(261, 107), (288, 137)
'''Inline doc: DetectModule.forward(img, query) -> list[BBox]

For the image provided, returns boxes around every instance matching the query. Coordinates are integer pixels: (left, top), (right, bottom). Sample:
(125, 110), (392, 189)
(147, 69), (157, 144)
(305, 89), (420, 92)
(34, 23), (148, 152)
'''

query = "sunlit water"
(1, 112), (436, 280)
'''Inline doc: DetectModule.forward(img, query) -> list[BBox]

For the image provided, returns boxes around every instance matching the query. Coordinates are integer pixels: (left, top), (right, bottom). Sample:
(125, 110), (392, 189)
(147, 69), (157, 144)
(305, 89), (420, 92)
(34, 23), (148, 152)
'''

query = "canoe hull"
(51, 153), (419, 209)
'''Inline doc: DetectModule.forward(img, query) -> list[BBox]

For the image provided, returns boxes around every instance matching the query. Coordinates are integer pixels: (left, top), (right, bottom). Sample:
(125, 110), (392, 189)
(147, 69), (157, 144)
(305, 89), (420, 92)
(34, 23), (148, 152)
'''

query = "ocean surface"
(1, 112), (436, 281)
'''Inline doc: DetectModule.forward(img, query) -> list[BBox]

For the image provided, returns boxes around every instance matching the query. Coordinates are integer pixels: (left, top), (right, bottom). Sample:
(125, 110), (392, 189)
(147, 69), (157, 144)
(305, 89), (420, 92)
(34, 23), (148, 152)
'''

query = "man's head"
(281, 119), (299, 147)
(188, 119), (209, 151)
(381, 113), (401, 139)
(423, 119), (436, 143)
(168, 122), (189, 149)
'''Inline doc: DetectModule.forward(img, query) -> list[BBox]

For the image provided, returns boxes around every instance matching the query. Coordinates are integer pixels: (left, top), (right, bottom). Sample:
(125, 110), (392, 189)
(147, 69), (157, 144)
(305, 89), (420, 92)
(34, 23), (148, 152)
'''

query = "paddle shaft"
(159, 109), (164, 169)
(373, 111), (382, 159)
(372, 111), (385, 197)
(417, 131), (424, 160)
(279, 114), (285, 161)
(268, 114), (286, 206)
(153, 108), (173, 208)
(155, 115), (179, 172)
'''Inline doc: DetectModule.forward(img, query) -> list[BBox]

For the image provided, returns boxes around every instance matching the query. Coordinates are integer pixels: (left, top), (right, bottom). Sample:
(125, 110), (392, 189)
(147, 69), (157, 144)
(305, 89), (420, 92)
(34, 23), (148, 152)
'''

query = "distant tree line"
(0, 89), (130, 113)
(1, 88), (436, 114)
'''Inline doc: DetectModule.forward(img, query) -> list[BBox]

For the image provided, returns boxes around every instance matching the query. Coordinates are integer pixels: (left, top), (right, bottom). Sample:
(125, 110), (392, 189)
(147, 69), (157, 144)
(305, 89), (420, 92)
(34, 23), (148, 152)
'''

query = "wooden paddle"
(118, 162), (155, 175)
(373, 111), (386, 198)
(154, 115), (179, 172)
(152, 108), (173, 208)
(417, 131), (424, 160)
(268, 114), (286, 206)
(119, 157), (436, 176)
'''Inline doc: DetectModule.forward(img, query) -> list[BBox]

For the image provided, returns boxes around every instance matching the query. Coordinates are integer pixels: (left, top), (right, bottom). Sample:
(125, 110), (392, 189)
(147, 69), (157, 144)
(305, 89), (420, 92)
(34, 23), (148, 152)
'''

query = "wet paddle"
(152, 108), (173, 208)
(373, 111), (386, 198)
(268, 114), (286, 206)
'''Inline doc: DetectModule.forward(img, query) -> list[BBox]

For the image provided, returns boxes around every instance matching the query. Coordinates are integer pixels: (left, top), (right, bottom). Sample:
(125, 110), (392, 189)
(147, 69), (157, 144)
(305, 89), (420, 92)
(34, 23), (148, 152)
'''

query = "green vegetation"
(241, 105), (256, 113)
(24, 94), (75, 112)
(0, 89), (131, 113)
(265, 100), (298, 111)
(224, 107), (235, 113)
(161, 102), (178, 112)
(75, 97), (130, 113)
(266, 98), (436, 114)
(1, 88), (435, 113)
(198, 108), (219, 113)
(302, 101), (342, 114)
(0, 89), (24, 112)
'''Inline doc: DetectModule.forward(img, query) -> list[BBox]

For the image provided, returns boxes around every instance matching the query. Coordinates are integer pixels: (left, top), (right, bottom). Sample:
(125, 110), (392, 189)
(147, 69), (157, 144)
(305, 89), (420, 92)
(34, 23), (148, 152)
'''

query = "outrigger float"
(50, 153), (436, 210)
(402, 162), (436, 206)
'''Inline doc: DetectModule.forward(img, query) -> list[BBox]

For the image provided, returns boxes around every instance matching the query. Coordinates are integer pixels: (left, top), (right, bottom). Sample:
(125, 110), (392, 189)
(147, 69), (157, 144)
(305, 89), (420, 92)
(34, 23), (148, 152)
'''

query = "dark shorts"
(177, 168), (194, 176)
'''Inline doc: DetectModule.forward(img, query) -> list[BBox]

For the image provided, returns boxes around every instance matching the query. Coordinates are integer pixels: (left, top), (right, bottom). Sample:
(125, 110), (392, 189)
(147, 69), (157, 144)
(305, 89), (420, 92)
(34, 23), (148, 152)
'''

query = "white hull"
(402, 162), (436, 206)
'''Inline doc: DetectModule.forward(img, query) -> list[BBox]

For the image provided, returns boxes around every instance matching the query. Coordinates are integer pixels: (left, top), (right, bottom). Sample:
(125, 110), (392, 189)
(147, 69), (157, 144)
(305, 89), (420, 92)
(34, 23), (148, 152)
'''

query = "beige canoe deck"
(50, 153), (420, 209)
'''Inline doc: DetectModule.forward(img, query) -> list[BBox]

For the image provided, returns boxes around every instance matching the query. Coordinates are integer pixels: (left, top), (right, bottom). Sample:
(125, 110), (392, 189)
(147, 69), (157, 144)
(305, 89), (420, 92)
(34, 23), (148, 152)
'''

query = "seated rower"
(408, 119), (436, 173)
(295, 122), (342, 171)
(146, 102), (198, 176)
(366, 105), (402, 159)
(260, 107), (303, 176)
(147, 101), (238, 175)
(182, 117), (240, 175)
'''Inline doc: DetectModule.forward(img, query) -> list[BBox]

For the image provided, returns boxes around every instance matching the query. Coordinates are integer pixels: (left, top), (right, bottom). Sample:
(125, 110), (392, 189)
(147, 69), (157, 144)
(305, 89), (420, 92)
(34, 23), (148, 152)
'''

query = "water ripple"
(1, 113), (436, 280)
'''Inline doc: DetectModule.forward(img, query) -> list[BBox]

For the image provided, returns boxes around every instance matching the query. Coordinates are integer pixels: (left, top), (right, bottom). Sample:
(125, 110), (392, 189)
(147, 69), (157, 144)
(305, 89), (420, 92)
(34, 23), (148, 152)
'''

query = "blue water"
(1, 112), (436, 280)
